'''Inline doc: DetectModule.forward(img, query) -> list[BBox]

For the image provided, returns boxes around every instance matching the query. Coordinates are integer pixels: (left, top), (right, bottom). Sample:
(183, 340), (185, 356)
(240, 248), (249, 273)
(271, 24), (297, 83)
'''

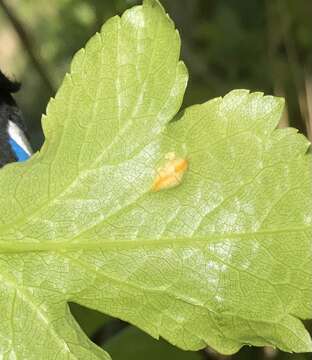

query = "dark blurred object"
(0, 70), (31, 167)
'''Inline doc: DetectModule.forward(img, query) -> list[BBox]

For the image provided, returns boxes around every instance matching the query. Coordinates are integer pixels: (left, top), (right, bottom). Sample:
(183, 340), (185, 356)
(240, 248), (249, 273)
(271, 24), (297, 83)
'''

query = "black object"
(0, 70), (28, 167)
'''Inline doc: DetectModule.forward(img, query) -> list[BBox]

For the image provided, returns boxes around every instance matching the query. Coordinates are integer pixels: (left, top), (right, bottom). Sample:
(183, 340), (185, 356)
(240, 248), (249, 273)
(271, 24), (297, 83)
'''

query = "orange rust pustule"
(151, 156), (188, 192)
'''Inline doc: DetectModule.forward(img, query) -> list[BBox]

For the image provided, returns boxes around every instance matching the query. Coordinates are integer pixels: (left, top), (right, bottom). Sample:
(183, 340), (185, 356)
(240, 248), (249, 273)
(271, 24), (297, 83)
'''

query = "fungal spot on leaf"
(151, 152), (188, 192)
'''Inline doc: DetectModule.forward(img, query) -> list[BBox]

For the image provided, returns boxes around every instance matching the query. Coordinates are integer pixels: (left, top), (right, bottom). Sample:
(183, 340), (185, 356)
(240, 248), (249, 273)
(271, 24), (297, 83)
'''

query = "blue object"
(9, 138), (30, 161)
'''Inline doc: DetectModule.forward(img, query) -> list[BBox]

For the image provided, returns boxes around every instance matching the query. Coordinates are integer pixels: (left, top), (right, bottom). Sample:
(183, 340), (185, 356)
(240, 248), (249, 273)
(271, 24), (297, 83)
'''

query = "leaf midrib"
(0, 226), (310, 254)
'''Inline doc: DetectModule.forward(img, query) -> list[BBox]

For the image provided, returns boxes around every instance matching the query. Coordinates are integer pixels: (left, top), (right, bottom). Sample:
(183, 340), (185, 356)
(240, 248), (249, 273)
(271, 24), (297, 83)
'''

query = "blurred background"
(0, 0), (311, 359)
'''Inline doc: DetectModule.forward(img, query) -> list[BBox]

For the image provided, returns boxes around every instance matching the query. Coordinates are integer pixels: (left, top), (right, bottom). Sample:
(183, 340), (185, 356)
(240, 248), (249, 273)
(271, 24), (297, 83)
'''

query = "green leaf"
(0, 0), (311, 358)
(104, 326), (201, 360)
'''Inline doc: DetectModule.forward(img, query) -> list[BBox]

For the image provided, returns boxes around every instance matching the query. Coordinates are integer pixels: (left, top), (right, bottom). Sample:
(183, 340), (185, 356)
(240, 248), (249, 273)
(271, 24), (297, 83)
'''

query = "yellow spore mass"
(151, 152), (188, 192)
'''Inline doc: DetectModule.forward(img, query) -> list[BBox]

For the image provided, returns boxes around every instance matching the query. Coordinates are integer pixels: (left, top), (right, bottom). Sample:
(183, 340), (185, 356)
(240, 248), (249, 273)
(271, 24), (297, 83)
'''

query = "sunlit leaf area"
(0, 1), (311, 359)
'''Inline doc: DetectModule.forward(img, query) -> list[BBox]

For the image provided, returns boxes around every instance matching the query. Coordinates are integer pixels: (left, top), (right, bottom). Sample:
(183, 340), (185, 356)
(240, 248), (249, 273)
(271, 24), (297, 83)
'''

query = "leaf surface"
(0, 0), (311, 358)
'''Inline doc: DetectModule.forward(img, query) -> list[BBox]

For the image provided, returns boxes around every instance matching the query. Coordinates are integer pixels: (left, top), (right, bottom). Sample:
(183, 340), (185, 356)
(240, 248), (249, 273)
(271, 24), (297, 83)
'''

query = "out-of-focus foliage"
(105, 326), (202, 360)
(0, 0), (311, 359)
